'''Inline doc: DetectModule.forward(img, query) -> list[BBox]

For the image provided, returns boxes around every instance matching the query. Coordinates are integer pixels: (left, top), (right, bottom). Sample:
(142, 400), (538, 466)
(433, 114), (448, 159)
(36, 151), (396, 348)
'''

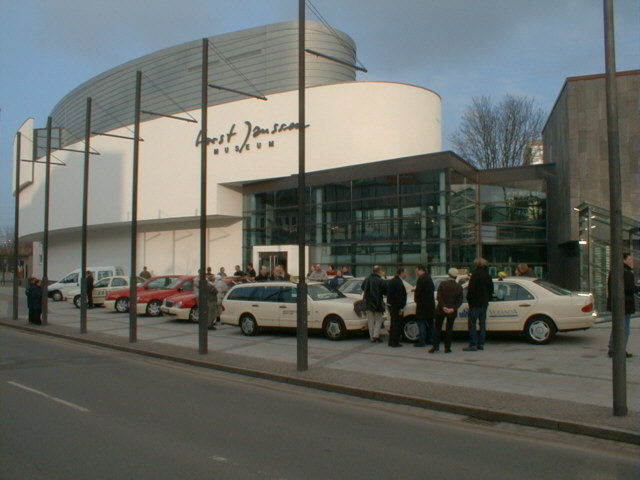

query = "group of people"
(362, 258), (494, 352)
(307, 264), (352, 287)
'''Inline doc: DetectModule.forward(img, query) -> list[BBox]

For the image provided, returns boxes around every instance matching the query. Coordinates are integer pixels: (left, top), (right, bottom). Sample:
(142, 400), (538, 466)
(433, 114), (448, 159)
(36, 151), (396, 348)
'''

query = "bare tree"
(450, 94), (546, 169)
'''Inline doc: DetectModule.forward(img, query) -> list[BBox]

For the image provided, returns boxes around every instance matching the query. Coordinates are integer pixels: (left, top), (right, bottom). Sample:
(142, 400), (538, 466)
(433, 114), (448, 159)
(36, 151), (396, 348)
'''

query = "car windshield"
(308, 284), (345, 301)
(144, 277), (184, 290)
(338, 279), (363, 295)
(534, 279), (572, 296)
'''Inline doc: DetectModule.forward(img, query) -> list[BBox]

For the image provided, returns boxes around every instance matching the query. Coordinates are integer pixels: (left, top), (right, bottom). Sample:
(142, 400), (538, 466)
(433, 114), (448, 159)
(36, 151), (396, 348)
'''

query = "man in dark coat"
(464, 258), (494, 351)
(255, 265), (271, 282)
(430, 268), (463, 353)
(361, 265), (386, 342)
(386, 267), (408, 347)
(26, 277), (43, 325)
(414, 265), (435, 347)
(86, 270), (95, 308)
(607, 252), (637, 358)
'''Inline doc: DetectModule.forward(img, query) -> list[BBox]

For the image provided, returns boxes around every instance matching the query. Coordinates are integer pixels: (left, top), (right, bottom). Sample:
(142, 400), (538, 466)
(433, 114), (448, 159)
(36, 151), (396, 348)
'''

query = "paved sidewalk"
(2, 286), (638, 444)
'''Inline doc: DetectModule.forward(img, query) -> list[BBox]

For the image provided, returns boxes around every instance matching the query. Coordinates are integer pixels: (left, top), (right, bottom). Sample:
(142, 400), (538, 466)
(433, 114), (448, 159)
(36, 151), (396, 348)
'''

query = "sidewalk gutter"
(2, 319), (638, 445)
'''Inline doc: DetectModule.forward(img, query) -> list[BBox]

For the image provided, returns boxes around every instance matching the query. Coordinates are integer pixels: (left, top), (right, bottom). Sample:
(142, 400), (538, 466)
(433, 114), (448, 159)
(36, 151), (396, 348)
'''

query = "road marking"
(7, 381), (91, 413)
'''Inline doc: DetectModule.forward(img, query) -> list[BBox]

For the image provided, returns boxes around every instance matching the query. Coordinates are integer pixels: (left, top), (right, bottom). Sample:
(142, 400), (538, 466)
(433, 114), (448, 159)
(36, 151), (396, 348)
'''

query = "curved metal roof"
(50, 21), (356, 146)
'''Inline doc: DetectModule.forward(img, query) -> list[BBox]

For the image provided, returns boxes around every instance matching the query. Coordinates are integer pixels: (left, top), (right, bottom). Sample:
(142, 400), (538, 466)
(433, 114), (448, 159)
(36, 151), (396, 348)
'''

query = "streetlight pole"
(603, 0), (626, 416)
(297, 0), (309, 371)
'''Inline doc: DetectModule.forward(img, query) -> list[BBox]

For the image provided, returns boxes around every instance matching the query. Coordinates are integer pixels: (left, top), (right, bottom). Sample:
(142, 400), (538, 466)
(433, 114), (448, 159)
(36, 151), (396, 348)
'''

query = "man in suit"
(414, 265), (435, 347)
(430, 268), (463, 353)
(386, 267), (408, 347)
(362, 265), (386, 342)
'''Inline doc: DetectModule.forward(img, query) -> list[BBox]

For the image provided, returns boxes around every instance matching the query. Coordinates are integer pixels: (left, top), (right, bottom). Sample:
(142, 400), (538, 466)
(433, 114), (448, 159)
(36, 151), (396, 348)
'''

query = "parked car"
(161, 277), (237, 322)
(162, 291), (199, 322)
(220, 281), (368, 340)
(103, 275), (194, 316)
(67, 275), (146, 308)
(401, 277), (597, 344)
(48, 265), (125, 301)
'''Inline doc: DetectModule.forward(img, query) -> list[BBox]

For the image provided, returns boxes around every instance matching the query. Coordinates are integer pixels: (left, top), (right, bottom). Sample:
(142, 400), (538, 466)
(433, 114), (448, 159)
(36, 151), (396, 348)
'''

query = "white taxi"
(221, 281), (368, 340)
(66, 275), (145, 308)
(402, 277), (597, 344)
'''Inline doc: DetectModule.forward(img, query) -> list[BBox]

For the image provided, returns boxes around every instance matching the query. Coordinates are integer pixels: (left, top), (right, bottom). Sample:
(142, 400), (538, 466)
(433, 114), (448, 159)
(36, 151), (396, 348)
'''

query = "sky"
(1, 0), (638, 232)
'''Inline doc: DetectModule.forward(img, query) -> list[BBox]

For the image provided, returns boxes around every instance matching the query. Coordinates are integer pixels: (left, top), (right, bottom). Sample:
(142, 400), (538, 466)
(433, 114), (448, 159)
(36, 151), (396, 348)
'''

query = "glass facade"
(243, 167), (548, 283)
(576, 202), (640, 311)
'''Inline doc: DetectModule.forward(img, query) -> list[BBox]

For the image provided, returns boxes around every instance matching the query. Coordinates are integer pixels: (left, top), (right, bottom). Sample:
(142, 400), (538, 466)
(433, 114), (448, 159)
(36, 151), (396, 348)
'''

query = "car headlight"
(175, 301), (183, 308)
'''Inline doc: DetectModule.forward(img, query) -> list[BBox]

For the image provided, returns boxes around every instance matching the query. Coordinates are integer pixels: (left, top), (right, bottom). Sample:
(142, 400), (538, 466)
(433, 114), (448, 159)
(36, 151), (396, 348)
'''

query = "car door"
(278, 286), (298, 327)
(94, 277), (117, 303)
(60, 272), (80, 297)
(487, 281), (535, 331)
(256, 285), (283, 327)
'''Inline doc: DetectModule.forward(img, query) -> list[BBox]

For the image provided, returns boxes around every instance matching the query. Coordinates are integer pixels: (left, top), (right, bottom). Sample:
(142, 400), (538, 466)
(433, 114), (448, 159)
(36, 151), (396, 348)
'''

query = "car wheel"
(323, 315), (346, 340)
(189, 306), (198, 323)
(146, 300), (162, 317)
(402, 316), (419, 342)
(524, 315), (556, 344)
(115, 297), (129, 313)
(51, 290), (63, 302)
(240, 314), (259, 336)
(73, 295), (82, 309)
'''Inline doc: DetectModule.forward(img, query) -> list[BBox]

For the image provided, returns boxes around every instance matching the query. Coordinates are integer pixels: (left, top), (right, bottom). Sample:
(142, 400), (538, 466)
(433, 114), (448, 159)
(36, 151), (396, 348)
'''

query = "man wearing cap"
(430, 268), (463, 353)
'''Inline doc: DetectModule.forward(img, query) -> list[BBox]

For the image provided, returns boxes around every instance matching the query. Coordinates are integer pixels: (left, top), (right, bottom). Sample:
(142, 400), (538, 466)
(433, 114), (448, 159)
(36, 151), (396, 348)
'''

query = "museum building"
(13, 21), (638, 299)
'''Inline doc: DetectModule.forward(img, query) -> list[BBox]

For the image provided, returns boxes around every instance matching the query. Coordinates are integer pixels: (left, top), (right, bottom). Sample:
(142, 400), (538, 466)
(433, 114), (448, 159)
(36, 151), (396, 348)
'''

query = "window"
(111, 278), (126, 287)
(493, 283), (534, 302)
(228, 286), (261, 301)
(97, 270), (111, 280)
(535, 279), (571, 296)
(261, 286), (282, 302)
(308, 284), (344, 301)
(280, 286), (297, 303)
(62, 273), (79, 284)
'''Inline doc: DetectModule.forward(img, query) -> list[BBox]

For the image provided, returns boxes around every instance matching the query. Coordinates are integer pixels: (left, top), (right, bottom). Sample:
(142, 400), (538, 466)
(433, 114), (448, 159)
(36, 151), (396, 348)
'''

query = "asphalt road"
(2, 327), (638, 480)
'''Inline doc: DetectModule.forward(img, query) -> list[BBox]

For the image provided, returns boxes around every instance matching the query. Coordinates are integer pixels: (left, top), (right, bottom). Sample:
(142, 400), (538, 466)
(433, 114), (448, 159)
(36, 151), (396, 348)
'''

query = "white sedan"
(402, 277), (597, 344)
(66, 275), (145, 308)
(221, 281), (368, 340)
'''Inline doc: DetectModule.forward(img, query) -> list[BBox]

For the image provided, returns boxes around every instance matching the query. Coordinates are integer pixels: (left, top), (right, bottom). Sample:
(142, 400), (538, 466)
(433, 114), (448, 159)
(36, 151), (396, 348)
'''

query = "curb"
(3, 320), (638, 445)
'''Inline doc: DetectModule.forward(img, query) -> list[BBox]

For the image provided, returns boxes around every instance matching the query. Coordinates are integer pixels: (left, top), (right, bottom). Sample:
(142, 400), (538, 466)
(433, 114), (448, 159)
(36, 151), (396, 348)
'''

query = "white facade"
(17, 81), (441, 280)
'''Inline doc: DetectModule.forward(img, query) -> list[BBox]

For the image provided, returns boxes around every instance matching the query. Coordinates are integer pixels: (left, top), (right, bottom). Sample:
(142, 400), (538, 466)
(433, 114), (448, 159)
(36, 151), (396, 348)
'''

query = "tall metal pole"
(80, 97), (92, 333)
(41, 116), (52, 326)
(296, 1), (308, 371)
(198, 38), (209, 355)
(603, 0), (626, 416)
(129, 71), (142, 343)
(12, 132), (21, 320)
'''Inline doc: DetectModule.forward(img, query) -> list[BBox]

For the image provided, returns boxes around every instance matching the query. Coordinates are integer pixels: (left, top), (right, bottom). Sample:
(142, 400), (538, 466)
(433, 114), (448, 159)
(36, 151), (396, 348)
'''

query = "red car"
(161, 276), (238, 322)
(103, 275), (194, 317)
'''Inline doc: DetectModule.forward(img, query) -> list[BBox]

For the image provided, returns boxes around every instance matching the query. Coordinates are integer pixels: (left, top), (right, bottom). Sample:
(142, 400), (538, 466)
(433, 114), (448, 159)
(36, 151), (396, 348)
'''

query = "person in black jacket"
(386, 267), (408, 347)
(430, 268), (463, 353)
(463, 258), (494, 351)
(361, 265), (386, 342)
(86, 270), (95, 308)
(414, 265), (435, 347)
(607, 252), (637, 358)
(26, 277), (43, 325)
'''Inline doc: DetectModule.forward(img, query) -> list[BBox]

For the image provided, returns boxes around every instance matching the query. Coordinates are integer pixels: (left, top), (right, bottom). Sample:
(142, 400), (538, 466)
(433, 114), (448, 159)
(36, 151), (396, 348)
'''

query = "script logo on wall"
(195, 120), (310, 155)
